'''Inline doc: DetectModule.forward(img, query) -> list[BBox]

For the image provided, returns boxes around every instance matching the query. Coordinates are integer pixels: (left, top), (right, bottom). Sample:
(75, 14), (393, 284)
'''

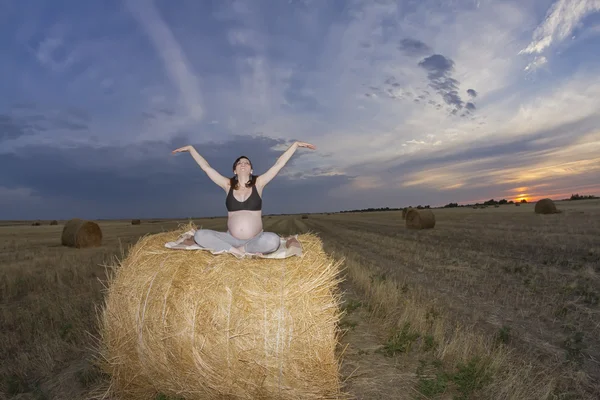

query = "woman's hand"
(172, 145), (194, 154)
(295, 141), (316, 150)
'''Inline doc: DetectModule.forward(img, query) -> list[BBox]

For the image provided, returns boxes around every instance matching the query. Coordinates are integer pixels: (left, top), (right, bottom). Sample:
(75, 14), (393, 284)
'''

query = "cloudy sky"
(1, 0), (600, 219)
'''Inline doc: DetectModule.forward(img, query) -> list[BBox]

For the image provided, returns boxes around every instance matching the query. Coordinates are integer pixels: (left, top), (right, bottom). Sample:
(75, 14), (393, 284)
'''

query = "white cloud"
(519, 0), (600, 56)
(125, 0), (204, 122)
(524, 55), (548, 72)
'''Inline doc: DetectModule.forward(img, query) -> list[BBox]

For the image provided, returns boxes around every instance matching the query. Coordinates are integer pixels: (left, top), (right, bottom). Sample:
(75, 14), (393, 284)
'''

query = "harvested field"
(1, 199), (599, 399)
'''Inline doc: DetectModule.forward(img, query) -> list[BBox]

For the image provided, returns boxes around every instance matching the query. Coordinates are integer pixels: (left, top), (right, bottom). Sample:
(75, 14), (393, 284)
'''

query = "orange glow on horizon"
(515, 192), (529, 203)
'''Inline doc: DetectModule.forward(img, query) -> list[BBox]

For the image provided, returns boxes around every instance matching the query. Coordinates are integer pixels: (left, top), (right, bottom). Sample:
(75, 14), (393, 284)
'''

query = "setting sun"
(515, 193), (529, 203)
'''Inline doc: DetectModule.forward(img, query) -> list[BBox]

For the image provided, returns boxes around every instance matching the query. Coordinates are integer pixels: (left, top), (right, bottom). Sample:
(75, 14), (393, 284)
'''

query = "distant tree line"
(339, 205), (433, 213)
(442, 198), (521, 208)
(339, 207), (403, 213)
(569, 194), (598, 200)
(307, 193), (597, 215)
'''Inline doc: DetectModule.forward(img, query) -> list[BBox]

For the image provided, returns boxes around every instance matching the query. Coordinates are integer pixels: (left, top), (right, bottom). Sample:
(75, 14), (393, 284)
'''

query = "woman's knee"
(245, 232), (280, 253)
(261, 233), (281, 253)
(194, 229), (217, 245)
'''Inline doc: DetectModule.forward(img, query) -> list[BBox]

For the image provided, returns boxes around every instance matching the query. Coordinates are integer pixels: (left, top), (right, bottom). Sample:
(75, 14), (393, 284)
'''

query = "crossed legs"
(193, 229), (280, 255)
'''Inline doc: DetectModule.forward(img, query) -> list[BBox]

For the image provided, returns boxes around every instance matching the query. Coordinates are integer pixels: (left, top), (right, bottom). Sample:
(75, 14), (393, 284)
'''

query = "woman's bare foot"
(229, 246), (246, 257)
(286, 236), (300, 248)
(181, 237), (196, 246)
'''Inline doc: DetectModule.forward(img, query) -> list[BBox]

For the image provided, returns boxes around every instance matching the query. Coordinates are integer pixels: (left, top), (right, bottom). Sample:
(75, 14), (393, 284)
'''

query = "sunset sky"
(1, 0), (599, 219)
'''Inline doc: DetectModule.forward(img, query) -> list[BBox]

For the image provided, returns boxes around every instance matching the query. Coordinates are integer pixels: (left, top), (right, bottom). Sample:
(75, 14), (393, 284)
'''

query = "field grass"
(1, 199), (599, 399)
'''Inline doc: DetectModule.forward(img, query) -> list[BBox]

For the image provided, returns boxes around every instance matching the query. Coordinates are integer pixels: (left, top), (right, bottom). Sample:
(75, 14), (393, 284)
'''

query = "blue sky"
(1, 0), (600, 219)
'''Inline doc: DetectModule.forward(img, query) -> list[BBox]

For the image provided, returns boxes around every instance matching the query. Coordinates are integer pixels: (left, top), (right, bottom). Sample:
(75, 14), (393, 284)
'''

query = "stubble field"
(1, 199), (599, 399)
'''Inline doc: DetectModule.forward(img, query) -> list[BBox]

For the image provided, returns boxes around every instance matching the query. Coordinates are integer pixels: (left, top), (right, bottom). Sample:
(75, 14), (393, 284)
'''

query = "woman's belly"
(227, 210), (263, 240)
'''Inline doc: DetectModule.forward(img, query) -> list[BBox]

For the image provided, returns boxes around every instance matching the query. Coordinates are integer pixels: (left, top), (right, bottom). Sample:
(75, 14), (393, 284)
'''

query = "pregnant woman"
(172, 141), (316, 257)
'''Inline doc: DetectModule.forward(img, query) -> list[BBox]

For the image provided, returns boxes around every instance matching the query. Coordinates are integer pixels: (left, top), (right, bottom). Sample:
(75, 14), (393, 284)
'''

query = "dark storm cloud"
(0, 134), (353, 219)
(60, 108), (92, 123)
(10, 102), (37, 111)
(383, 77), (402, 88)
(418, 54), (454, 78)
(1, 104), (91, 142)
(417, 54), (477, 115)
(141, 107), (177, 121)
(398, 38), (431, 57)
(283, 74), (323, 113)
(0, 115), (30, 140)
(52, 118), (88, 131)
(467, 89), (477, 98)
(379, 77), (403, 99)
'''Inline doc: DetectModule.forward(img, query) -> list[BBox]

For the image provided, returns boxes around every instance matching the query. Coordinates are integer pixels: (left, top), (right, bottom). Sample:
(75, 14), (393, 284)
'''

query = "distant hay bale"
(31, 221), (41, 226)
(405, 208), (435, 230)
(50, 220), (58, 225)
(515, 203), (520, 207)
(61, 218), (102, 248)
(131, 219), (141, 225)
(301, 214), (309, 219)
(97, 226), (343, 400)
(401, 207), (413, 220)
(534, 198), (559, 214)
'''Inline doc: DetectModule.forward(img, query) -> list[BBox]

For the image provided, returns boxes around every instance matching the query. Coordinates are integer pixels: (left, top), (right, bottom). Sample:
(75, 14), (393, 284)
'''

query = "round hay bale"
(32, 221), (41, 226)
(98, 226), (343, 400)
(405, 208), (435, 229)
(131, 219), (141, 225)
(61, 218), (102, 248)
(50, 220), (58, 225)
(401, 207), (412, 220)
(301, 214), (309, 219)
(534, 198), (558, 214)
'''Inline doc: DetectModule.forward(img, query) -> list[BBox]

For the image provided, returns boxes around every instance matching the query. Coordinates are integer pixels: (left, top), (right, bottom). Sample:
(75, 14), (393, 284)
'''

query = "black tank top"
(226, 184), (262, 212)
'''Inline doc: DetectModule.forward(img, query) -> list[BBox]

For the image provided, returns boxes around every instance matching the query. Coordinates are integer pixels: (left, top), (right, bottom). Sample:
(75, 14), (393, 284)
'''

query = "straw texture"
(97, 225), (344, 400)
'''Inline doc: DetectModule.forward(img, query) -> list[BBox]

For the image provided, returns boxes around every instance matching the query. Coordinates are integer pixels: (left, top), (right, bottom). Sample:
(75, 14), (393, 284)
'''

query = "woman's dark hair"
(230, 155), (257, 189)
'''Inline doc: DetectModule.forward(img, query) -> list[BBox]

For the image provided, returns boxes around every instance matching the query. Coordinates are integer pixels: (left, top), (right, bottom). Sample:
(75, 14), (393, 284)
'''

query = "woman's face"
(234, 158), (252, 175)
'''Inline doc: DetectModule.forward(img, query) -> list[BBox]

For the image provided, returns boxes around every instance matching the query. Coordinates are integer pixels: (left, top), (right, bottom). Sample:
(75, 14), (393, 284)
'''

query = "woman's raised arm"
(172, 145), (230, 190)
(256, 141), (316, 188)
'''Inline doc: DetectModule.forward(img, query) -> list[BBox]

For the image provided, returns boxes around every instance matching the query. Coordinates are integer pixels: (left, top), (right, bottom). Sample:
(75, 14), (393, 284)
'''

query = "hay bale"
(405, 208), (435, 229)
(131, 219), (141, 225)
(534, 198), (558, 214)
(61, 218), (102, 248)
(31, 221), (41, 226)
(515, 203), (520, 207)
(50, 220), (58, 225)
(301, 214), (309, 219)
(98, 226), (343, 400)
(401, 207), (413, 220)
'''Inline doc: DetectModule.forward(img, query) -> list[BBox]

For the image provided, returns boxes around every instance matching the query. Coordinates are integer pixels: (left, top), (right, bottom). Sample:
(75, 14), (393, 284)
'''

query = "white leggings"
(193, 229), (281, 254)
